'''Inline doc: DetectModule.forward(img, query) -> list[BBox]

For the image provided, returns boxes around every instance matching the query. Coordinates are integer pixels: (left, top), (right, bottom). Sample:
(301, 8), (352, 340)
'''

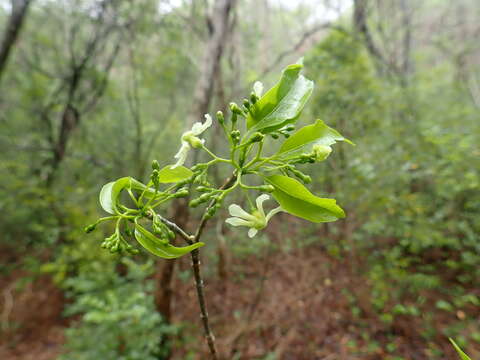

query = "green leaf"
(99, 177), (131, 214)
(449, 338), (472, 360)
(277, 119), (353, 157)
(158, 165), (193, 183)
(265, 175), (345, 223)
(99, 177), (165, 214)
(247, 63), (313, 134)
(99, 181), (115, 214)
(134, 222), (204, 259)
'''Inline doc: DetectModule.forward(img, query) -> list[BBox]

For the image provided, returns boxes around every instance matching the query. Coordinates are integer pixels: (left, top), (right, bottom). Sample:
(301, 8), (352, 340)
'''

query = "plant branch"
(189, 174), (236, 359)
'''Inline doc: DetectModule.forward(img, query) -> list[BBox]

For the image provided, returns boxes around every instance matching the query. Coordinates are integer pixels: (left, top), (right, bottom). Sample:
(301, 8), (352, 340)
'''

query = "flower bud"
(249, 132), (264, 143)
(196, 186), (210, 192)
(243, 98), (251, 110)
(84, 223), (97, 234)
(151, 169), (160, 187)
(259, 185), (275, 193)
(312, 144), (332, 161)
(189, 199), (200, 208)
(182, 131), (204, 149)
(230, 130), (241, 145)
(151, 160), (160, 171)
(250, 92), (258, 104)
(173, 188), (189, 198)
(216, 111), (225, 124)
(230, 102), (243, 115)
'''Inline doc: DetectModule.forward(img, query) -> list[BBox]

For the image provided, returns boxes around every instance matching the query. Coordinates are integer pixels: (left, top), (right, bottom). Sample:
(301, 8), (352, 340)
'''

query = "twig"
(149, 175), (236, 359)
(189, 174), (236, 359)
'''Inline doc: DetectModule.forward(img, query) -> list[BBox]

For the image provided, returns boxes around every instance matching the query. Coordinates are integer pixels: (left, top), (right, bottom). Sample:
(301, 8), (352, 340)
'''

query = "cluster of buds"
(101, 232), (138, 254)
(285, 165), (312, 184)
(152, 214), (175, 241)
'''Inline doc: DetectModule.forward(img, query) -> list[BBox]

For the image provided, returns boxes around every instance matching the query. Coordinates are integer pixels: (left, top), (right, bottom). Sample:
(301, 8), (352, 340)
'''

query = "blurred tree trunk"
(153, 1), (237, 358)
(0, 0), (32, 82)
(353, 0), (384, 72)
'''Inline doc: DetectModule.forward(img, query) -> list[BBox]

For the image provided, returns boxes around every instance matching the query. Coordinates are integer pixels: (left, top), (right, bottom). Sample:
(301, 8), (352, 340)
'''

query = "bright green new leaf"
(99, 178), (131, 214)
(449, 338), (472, 360)
(99, 181), (115, 214)
(99, 177), (165, 214)
(158, 165), (193, 183)
(277, 119), (353, 157)
(247, 63), (313, 134)
(265, 175), (345, 223)
(134, 222), (204, 259)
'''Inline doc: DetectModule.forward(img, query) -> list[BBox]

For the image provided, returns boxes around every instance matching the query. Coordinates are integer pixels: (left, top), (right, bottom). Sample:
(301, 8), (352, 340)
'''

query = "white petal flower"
(225, 194), (282, 238)
(191, 114), (212, 136)
(171, 141), (190, 169)
(253, 81), (264, 97)
(171, 114), (212, 168)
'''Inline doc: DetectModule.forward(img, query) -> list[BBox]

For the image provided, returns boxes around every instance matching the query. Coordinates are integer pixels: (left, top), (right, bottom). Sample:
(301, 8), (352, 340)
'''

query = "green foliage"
(246, 64), (313, 133)
(265, 175), (345, 222)
(60, 258), (176, 360)
(87, 63), (350, 257)
(449, 338), (472, 360)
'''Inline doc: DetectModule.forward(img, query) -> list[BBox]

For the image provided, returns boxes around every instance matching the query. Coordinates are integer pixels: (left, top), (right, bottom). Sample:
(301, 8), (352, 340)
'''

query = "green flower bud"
(290, 168), (312, 184)
(151, 160), (160, 171)
(196, 186), (211, 192)
(259, 185), (275, 193)
(250, 92), (258, 104)
(189, 199), (200, 208)
(312, 144), (332, 162)
(183, 133), (203, 149)
(216, 110), (225, 124)
(151, 169), (160, 187)
(230, 130), (241, 145)
(128, 248), (140, 255)
(243, 98), (250, 110)
(271, 133), (279, 139)
(302, 175), (312, 184)
(230, 102), (243, 115)
(191, 163), (208, 172)
(249, 132), (264, 143)
(84, 223), (97, 233)
(198, 193), (212, 203)
(173, 188), (189, 198)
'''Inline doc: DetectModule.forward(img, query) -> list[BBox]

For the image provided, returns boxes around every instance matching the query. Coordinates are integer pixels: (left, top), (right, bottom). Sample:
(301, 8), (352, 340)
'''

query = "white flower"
(171, 114), (212, 169)
(253, 81), (264, 97)
(225, 194), (282, 238)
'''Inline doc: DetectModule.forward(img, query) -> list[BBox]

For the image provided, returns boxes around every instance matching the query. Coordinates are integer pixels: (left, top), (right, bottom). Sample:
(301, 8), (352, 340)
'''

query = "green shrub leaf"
(277, 119), (353, 157)
(99, 177), (165, 214)
(247, 63), (313, 134)
(449, 338), (472, 360)
(134, 222), (204, 259)
(157, 165), (193, 183)
(265, 175), (345, 222)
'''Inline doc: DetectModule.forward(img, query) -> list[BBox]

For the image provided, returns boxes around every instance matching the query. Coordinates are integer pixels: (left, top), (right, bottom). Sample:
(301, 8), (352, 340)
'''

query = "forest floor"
(0, 235), (468, 360)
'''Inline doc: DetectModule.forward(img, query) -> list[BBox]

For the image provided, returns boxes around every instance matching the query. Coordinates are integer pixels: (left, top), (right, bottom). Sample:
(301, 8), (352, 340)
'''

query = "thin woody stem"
(150, 175), (236, 359)
(189, 174), (236, 360)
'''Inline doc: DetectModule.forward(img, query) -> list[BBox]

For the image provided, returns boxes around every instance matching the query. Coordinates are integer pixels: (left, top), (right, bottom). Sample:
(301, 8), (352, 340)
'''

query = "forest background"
(0, 0), (479, 359)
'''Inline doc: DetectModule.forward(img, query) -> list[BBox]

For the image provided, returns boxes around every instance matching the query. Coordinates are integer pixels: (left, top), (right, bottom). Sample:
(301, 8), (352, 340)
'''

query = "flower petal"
(253, 81), (263, 97)
(248, 228), (258, 238)
(265, 206), (283, 222)
(228, 204), (256, 220)
(255, 194), (270, 218)
(171, 142), (190, 169)
(191, 114), (212, 135)
(225, 217), (253, 227)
